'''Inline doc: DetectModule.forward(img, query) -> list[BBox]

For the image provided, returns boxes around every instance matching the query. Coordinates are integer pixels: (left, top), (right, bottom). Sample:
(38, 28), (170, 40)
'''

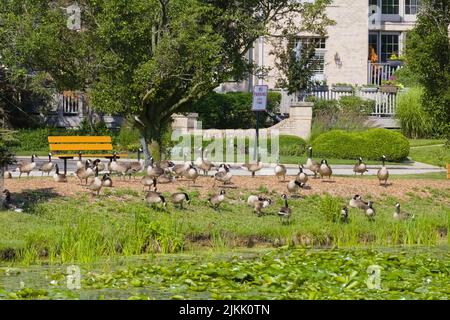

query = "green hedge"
(313, 129), (410, 161)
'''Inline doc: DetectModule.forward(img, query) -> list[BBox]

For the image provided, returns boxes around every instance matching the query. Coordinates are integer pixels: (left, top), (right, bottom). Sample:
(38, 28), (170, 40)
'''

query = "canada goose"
(241, 161), (263, 178)
(1, 190), (23, 212)
(185, 163), (199, 185)
(110, 152), (132, 179)
(319, 159), (333, 180)
(213, 164), (232, 186)
(171, 193), (190, 209)
(377, 155), (389, 187)
(296, 165), (308, 184)
(158, 169), (175, 184)
(278, 194), (292, 224)
(209, 190), (226, 210)
(274, 157), (287, 182)
(126, 148), (145, 178)
(394, 203), (415, 220)
(141, 176), (157, 191)
(340, 206), (349, 224)
(197, 148), (215, 176)
(349, 195), (369, 210)
(365, 201), (376, 221)
(157, 158), (176, 170)
(15, 154), (38, 178)
(145, 189), (167, 208)
(76, 152), (84, 170)
(102, 173), (113, 188)
(146, 157), (165, 179)
(3, 165), (12, 179)
(92, 159), (106, 172)
(173, 153), (190, 178)
(305, 147), (320, 178)
(53, 164), (67, 183)
(287, 180), (304, 196)
(39, 153), (55, 176)
(86, 167), (105, 196)
(248, 196), (272, 216)
(353, 157), (368, 176)
(75, 160), (95, 185)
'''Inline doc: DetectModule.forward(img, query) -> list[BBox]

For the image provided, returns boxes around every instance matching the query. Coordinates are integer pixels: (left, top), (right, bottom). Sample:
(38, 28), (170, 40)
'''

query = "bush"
(396, 87), (432, 139)
(313, 129), (410, 161)
(278, 135), (307, 157)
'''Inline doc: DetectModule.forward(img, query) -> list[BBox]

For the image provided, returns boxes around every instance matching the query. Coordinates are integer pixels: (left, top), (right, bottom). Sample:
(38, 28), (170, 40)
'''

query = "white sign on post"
(252, 85), (268, 112)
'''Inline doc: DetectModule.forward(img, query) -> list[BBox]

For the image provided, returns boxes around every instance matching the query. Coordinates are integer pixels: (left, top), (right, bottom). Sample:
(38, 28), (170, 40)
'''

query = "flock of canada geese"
(2, 146), (414, 224)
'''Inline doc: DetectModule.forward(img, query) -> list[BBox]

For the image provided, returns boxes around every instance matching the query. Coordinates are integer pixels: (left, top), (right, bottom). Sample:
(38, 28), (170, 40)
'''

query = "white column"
(258, 36), (264, 85)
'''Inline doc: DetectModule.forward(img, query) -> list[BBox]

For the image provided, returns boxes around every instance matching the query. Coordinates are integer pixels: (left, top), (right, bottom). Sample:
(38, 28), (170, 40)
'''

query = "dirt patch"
(3, 175), (449, 201)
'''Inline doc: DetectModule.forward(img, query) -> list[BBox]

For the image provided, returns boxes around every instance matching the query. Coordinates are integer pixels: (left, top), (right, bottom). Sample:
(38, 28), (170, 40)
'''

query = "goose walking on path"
(53, 164), (67, 183)
(278, 194), (292, 225)
(353, 157), (368, 176)
(16, 154), (38, 178)
(319, 159), (333, 180)
(305, 147), (320, 178)
(377, 155), (390, 187)
(39, 153), (55, 176)
(274, 157), (287, 182)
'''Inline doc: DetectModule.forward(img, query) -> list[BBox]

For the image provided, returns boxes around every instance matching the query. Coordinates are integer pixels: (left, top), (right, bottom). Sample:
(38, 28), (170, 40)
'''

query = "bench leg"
(64, 158), (67, 175)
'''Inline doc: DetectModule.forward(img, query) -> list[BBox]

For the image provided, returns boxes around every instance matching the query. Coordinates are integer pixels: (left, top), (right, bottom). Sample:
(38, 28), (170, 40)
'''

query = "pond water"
(0, 245), (448, 300)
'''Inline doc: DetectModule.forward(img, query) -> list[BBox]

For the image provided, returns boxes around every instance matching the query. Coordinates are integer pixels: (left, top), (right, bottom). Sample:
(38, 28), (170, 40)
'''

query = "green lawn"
(409, 145), (450, 168)
(409, 139), (446, 148)
(0, 186), (447, 266)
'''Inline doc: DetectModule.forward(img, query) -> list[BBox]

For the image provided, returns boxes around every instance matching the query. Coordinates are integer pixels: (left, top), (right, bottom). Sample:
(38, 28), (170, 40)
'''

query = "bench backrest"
(48, 136), (113, 153)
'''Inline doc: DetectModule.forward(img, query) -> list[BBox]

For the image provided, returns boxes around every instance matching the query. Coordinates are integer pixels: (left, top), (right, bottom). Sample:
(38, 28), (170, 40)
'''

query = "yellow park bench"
(48, 136), (128, 174)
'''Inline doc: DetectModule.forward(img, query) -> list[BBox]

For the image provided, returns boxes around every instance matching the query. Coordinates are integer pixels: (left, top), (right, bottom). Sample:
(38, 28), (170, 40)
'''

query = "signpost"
(252, 85), (268, 161)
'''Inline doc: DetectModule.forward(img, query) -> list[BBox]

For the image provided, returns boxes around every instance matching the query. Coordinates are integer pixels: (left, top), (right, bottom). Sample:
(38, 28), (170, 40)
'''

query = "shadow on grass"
(8, 188), (62, 213)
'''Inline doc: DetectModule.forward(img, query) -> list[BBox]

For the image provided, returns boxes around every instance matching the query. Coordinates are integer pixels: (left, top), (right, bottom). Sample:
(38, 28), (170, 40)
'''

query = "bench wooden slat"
(50, 144), (113, 151)
(48, 136), (112, 143)
(57, 154), (128, 158)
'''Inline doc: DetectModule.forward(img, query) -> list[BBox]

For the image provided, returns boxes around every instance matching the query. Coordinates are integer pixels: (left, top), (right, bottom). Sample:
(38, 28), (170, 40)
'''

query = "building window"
(405, 0), (420, 14)
(369, 34), (379, 62)
(382, 0), (399, 14)
(298, 37), (326, 77)
(381, 34), (399, 62)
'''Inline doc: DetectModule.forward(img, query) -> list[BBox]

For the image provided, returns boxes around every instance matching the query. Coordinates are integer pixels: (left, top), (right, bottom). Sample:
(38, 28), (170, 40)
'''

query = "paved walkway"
(6, 157), (445, 178)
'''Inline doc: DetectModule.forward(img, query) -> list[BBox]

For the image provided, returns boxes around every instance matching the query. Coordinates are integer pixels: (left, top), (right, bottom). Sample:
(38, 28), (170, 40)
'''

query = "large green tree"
(405, 0), (450, 137)
(0, 0), (333, 161)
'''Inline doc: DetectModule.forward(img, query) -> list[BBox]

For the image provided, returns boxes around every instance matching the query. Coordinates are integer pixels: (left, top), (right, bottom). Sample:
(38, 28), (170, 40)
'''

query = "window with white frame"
(405, 0), (420, 14)
(382, 0), (399, 14)
(298, 37), (326, 78)
(381, 34), (399, 62)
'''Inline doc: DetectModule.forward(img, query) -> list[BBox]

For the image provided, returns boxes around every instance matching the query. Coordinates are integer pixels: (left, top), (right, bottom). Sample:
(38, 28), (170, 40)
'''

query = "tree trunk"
(139, 134), (152, 168)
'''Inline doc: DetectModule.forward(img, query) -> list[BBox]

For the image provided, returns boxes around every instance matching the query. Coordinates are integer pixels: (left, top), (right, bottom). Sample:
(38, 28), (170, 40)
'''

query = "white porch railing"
(60, 91), (84, 115)
(368, 61), (403, 86)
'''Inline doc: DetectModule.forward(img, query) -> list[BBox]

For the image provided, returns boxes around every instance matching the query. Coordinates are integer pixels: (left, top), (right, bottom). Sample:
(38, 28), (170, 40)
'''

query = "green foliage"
(279, 135), (307, 157)
(318, 195), (342, 223)
(117, 122), (141, 151)
(313, 129), (410, 161)
(405, 0), (450, 136)
(0, 129), (17, 167)
(396, 87), (432, 139)
(187, 91), (281, 129)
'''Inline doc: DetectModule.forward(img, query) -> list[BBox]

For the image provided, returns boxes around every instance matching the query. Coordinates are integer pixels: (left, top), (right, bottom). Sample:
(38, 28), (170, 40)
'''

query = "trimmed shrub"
(396, 87), (432, 139)
(313, 129), (410, 161)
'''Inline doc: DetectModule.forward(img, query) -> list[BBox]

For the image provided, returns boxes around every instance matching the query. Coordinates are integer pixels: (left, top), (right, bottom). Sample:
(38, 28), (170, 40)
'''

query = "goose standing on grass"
(377, 155), (390, 187)
(296, 165), (308, 184)
(287, 180), (305, 196)
(248, 196), (272, 216)
(171, 193), (190, 209)
(110, 152), (132, 180)
(75, 160), (95, 185)
(16, 154), (38, 178)
(158, 169), (175, 184)
(145, 189), (167, 209)
(394, 203), (415, 220)
(306, 147), (320, 178)
(340, 206), (350, 224)
(353, 157), (368, 176)
(185, 163), (199, 185)
(209, 190), (226, 210)
(278, 194), (292, 224)
(39, 153), (55, 176)
(274, 157), (287, 182)
(53, 164), (67, 183)
(319, 159), (333, 180)
(213, 164), (232, 187)
(365, 201), (376, 221)
(86, 167), (105, 196)
(241, 160), (264, 178)
(3, 165), (12, 179)
(76, 152), (84, 170)
(147, 157), (165, 179)
(102, 173), (113, 188)
(1, 190), (23, 212)
(349, 195), (369, 210)
(173, 153), (190, 178)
